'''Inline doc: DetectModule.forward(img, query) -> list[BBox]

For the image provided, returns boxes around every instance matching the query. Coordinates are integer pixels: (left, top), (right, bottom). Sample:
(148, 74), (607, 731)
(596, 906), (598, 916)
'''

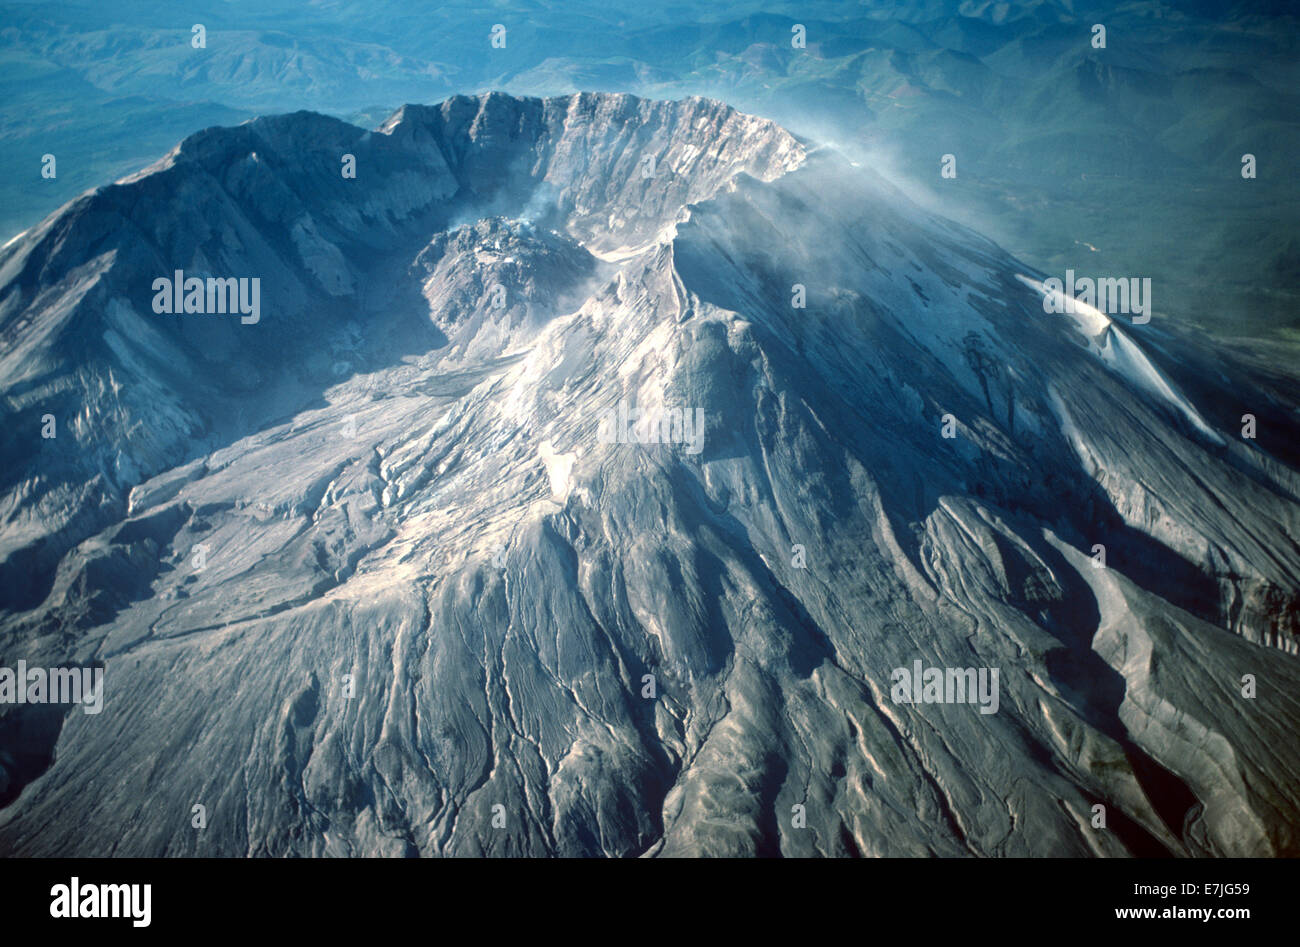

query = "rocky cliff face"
(1, 92), (1297, 857)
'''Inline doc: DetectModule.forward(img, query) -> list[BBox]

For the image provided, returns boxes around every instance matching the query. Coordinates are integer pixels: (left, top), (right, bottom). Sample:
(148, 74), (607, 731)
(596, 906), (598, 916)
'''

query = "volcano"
(0, 92), (1297, 857)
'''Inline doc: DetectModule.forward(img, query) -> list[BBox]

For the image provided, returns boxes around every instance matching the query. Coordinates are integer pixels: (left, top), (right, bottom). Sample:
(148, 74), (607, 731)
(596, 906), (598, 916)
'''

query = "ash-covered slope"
(1, 92), (1298, 857)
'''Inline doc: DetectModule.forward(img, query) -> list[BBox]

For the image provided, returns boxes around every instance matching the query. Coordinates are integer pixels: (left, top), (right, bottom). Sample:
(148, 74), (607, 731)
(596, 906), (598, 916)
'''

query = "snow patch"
(1018, 275), (1223, 445)
(538, 441), (576, 501)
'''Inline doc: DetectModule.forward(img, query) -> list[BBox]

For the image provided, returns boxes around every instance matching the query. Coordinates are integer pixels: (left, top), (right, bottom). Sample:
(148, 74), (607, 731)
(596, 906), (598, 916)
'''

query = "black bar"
(0, 857), (1289, 935)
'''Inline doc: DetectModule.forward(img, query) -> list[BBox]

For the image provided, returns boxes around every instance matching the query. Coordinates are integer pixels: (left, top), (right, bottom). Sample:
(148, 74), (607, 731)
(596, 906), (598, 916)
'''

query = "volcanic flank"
(0, 92), (1298, 857)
